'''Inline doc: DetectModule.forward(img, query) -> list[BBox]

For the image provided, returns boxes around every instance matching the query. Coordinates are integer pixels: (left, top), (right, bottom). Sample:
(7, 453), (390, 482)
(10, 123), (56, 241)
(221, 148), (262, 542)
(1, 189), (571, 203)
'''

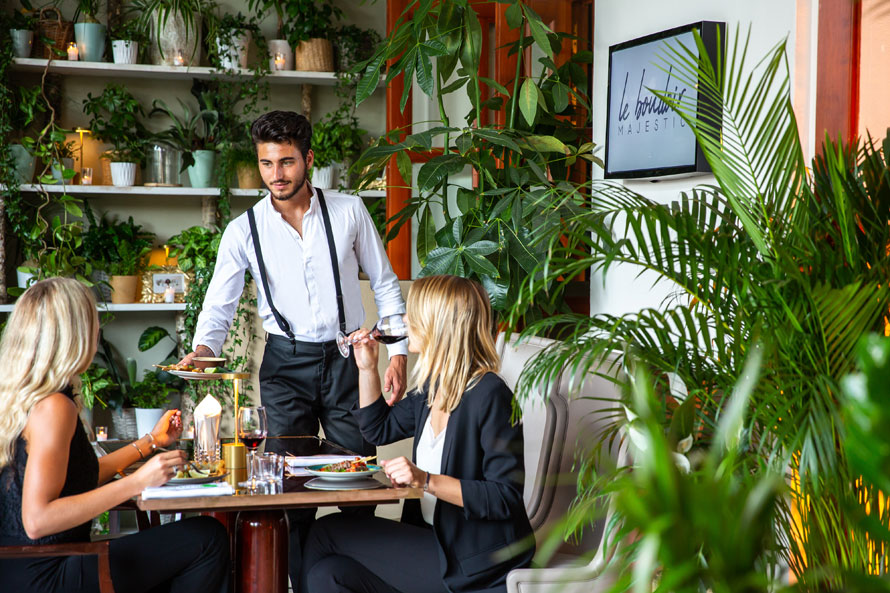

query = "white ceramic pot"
(112, 40), (139, 64)
(267, 39), (293, 70)
(135, 408), (165, 437)
(312, 165), (335, 189)
(16, 268), (37, 290)
(215, 31), (250, 70)
(110, 162), (137, 186)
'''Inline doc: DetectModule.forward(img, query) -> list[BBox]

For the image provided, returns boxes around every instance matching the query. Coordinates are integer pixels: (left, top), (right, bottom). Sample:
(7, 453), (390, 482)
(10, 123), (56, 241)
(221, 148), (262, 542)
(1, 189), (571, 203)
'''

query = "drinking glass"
(336, 314), (409, 358)
(237, 406), (267, 489)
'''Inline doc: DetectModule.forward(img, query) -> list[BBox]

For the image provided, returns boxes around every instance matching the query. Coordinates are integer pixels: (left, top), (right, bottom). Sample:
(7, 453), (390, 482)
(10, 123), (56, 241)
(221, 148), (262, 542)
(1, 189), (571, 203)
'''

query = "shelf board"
(11, 58), (340, 86)
(0, 302), (187, 313)
(12, 184), (386, 199)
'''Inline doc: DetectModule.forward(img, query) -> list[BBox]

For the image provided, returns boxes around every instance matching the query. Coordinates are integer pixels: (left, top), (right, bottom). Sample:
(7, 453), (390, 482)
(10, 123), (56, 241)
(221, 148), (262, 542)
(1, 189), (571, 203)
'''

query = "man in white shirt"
(179, 111), (407, 584)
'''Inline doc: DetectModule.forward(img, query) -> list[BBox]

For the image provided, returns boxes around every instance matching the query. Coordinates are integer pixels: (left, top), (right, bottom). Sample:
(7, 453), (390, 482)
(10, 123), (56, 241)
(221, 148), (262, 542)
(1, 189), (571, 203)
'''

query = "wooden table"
(138, 474), (421, 593)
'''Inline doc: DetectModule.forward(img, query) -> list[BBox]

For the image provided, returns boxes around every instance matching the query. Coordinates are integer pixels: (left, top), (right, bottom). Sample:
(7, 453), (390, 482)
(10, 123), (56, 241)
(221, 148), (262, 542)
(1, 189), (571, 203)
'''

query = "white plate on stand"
(304, 477), (384, 491)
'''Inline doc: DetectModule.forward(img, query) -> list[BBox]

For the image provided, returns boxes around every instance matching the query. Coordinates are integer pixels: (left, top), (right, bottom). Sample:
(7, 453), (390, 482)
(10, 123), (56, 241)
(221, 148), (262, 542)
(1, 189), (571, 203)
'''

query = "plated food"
(154, 363), (234, 380)
(306, 458), (382, 480)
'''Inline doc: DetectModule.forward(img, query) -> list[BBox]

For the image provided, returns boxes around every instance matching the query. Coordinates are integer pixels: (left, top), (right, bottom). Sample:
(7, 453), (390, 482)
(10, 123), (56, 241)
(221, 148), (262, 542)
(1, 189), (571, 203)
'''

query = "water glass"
(81, 167), (93, 185)
(260, 452), (284, 484)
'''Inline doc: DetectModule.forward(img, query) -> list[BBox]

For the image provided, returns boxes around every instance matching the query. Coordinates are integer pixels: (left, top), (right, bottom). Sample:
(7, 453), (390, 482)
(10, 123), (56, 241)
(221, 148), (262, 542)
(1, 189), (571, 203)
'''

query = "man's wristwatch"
(423, 471), (431, 492)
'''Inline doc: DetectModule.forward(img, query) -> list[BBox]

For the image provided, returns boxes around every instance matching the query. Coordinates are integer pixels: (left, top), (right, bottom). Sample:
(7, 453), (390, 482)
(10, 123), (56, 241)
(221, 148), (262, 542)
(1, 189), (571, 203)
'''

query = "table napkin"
(142, 482), (234, 499)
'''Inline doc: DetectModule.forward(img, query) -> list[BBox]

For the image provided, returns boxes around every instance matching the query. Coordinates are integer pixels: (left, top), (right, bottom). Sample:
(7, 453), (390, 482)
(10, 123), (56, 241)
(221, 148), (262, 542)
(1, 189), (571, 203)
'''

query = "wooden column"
(815, 0), (861, 149)
(385, 0), (413, 279)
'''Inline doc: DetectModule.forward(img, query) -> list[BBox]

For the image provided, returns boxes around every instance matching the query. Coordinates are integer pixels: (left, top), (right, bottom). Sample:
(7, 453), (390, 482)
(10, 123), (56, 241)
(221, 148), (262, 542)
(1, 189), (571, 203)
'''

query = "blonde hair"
(408, 275), (500, 413)
(0, 278), (98, 469)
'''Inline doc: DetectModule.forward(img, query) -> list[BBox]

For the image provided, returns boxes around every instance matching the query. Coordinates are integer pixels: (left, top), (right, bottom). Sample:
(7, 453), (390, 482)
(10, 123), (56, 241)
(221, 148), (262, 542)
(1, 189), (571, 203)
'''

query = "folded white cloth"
(284, 455), (358, 468)
(142, 483), (234, 499)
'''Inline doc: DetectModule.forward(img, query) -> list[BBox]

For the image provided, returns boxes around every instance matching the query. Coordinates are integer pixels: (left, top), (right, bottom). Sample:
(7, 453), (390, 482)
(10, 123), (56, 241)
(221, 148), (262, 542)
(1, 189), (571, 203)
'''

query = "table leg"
(235, 510), (289, 593)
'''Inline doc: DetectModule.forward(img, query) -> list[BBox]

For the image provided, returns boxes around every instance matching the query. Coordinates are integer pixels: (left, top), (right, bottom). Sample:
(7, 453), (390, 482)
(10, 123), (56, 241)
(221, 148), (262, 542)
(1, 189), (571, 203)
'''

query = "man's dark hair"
(250, 111), (312, 157)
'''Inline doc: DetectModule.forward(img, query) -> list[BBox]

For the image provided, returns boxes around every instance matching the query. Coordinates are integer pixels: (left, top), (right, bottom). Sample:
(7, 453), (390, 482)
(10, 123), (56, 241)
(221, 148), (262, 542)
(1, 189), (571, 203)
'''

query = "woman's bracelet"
(145, 433), (157, 451)
(130, 441), (145, 460)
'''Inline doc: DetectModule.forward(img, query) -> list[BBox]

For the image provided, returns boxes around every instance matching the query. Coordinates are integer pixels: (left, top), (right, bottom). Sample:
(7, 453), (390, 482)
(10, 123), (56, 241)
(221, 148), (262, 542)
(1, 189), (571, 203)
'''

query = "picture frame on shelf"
(140, 265), (192, 303)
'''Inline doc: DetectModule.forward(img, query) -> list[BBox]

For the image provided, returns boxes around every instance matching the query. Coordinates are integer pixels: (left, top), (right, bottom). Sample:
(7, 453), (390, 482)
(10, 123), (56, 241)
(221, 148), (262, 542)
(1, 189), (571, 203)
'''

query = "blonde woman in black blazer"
(302, 275), (534, 593)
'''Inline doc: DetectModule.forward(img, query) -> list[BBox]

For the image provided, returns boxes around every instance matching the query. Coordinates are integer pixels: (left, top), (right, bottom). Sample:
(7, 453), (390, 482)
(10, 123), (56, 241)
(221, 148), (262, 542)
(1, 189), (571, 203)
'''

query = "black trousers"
(259, 333), (376, 587)
(1, 516), (229, 593)
(302, 514), (448, 593)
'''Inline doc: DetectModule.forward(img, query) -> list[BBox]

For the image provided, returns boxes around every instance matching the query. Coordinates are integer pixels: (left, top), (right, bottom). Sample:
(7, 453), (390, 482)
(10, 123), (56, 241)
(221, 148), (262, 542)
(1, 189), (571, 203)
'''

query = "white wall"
(590, 0), (807, 317)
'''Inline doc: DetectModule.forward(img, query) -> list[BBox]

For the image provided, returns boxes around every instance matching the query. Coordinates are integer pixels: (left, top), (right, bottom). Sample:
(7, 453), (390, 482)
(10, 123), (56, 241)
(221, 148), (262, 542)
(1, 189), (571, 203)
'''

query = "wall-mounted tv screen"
(604, 21), (724, 179)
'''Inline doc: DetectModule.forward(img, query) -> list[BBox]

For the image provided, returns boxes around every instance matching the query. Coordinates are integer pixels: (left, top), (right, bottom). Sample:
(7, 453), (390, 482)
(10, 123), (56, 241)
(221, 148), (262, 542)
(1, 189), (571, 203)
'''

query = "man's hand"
(383, 355), (407, 405)
(178, 345), (215, 369)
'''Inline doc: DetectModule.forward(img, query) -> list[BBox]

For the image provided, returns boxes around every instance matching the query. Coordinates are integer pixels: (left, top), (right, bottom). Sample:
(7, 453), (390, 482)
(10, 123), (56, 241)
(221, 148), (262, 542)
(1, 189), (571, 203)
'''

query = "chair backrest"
(497, 332), (624, 558)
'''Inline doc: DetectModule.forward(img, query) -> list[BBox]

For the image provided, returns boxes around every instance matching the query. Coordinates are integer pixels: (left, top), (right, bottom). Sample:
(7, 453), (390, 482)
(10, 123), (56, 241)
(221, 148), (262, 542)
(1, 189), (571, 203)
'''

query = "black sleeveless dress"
(0, 386), (100, 592)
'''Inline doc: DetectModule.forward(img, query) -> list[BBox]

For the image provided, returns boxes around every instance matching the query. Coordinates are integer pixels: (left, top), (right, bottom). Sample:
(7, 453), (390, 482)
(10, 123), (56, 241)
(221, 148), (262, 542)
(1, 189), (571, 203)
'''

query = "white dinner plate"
(165, 369), (224, 380)
(305, 463), (382, 480)
(304, 477), (383, 491)
(166, 471), (228, 485)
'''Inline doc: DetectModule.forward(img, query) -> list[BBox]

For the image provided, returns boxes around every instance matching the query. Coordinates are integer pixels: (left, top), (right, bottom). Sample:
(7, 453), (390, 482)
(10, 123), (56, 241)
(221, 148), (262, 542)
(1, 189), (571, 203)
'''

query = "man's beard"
(270, 171), (308, 201)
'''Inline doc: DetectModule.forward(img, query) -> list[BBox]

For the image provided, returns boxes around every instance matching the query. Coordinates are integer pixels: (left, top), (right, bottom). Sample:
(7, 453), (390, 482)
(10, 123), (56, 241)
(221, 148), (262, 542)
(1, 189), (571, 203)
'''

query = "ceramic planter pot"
(16, 268), (37, 291)
(187, 150), (216, 188)
(267, 39), (293, 70)
(74, 22), (106, 62)
(111, 39), (139, 64)
(109, 275), (139, 303)
(215, 31), (251, 70)
(11, 144), (36, 183)
(91, 270), (112, 302)
(10, 29), (33, 58)
(110, 162), (137, 186)
(312, 165), (335, 189)
(135, 408), (165, 437)
(110, 407), (137, 439)
(51, 157), (74, 184)
(236, 163), (263, 189)
(150, 10), (202, 66)
(295, 38), (333, 72)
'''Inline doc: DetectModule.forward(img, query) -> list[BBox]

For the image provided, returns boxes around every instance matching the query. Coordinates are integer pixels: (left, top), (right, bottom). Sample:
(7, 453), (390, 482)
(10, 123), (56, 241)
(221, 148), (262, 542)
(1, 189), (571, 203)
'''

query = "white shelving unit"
(0, 302), (187, 313)
(10, 184), (387, 199)
(11, 57), (339, 86)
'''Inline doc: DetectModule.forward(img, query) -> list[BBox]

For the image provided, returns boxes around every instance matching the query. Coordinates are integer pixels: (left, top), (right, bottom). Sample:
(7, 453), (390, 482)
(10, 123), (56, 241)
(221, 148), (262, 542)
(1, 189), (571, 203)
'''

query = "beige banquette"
(494, 332), (625, 593)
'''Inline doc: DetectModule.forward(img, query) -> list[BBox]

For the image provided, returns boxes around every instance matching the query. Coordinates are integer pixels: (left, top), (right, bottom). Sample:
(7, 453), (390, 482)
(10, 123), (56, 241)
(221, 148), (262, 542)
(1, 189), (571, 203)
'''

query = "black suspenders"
(246, 188), (347, 346)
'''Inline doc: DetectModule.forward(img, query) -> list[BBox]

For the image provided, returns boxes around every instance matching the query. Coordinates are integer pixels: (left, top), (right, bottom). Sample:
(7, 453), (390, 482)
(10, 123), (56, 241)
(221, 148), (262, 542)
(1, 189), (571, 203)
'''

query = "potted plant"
(130, 367), (178, 437)
(9, 7), (37, 58)
(109, 18), (148, 64)
(84, 212), (154, 303)
(167, 225), (221, 272)
(150, 98), (219, 188)
(231, 140), (261, 189)
(49, 139), (76, 184)
(79, 364), (118, 410)
(82, 84), (147, 186)
(9, 85), (46, 184)
(311, 107), (366, 189)
(133, 0), (208, 66)
(207, 11), (258, 70)
(281, 0), (342, 72)
(74, 0), (106, 62)
(334, 24), (381, 75)
(247, 0), (291, 70)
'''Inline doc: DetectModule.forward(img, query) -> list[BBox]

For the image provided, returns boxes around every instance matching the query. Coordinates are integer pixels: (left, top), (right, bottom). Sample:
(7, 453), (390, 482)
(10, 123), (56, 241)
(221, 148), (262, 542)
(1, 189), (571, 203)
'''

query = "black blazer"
(354, 372), (535, 593)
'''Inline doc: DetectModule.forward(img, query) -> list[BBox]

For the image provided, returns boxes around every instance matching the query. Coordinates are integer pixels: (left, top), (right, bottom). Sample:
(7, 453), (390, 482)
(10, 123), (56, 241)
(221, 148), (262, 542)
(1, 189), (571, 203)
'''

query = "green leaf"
(421, 247), (461, 276)
(396, 151), (412, 185)
(465, 252), (500, 278)
(480, 76), (510, 97)
(519, 79), (539, 126)
(465, 240), (499, 256)
(417, 154), (466, 191)
(480, 275), (509, 311)
(552, 81), (569, 113)
(505, 2), (523, 29)
(472, 129), (523, 153)
(455, 133), (473, 155)
(357, 53), (385, 106)
(522, 4), (554, 60)
(524, 135), (567, 154)
(456, 188), (476, 214)
(138, 326), (172, 352)
(417, 207), (436, 265)
(440, 76), (469, 94)
(416, 50), (434, 97)
(63, 201), (84, 218)
(459, 8), (483, 73)
(452, 216), (463, 244)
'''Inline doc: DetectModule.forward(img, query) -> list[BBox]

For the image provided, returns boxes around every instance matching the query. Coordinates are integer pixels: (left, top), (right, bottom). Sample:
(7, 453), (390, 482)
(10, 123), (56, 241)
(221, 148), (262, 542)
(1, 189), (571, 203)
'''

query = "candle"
(81, 167), (93, 185)
(163, 281), (176, 303)
(67, 42), (78, 61)
(95, 426), (107, 441)
(173, 49), (185, 67)
(274, 52), (285, 71)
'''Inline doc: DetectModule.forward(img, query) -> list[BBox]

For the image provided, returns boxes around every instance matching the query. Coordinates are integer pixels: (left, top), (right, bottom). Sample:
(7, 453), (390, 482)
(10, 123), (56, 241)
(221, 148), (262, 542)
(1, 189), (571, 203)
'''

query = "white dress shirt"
(192, 187), (408, 358)
(415, 414), (447, 525)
